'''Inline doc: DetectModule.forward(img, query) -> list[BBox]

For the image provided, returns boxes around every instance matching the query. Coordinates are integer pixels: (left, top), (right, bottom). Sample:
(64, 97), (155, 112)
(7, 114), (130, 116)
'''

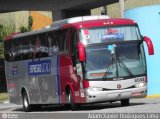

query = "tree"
(19, 16), (33, 33)
(0, 23), (16, 58)
(28, 16), (33, 31)
(0, 16), (33, 58)
(0, 25), (6, 42)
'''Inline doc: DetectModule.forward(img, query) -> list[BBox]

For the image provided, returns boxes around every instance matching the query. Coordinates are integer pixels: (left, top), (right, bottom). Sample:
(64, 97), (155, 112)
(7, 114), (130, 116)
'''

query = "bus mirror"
(78, 42), (86, 61)
(143, 36), (154, 55)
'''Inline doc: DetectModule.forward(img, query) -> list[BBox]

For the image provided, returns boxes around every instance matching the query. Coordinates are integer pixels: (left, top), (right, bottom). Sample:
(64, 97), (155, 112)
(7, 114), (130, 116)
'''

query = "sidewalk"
(0, 101), (22, 110)
(0, 100), (9, 104)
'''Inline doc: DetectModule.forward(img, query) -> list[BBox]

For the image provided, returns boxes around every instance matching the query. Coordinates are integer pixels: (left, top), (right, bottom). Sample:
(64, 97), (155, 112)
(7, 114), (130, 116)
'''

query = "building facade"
(91, 0), (160, 18)
(1, 0), (160, 32)
(0, 11), (52, 31)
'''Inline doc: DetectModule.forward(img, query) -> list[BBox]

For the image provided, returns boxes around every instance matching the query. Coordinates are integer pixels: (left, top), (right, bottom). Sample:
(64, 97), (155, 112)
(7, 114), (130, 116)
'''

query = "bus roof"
(51, 15), (136, 29)
(4, 15), (137, 41)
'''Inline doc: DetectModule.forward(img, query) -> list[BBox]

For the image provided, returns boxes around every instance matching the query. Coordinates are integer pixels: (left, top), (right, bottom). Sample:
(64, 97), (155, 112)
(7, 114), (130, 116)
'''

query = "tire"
(32, 105), (41, 111)
(22, 91), (32, 112)
(68, 90), (78, 111)
(121, 99), (130, 106)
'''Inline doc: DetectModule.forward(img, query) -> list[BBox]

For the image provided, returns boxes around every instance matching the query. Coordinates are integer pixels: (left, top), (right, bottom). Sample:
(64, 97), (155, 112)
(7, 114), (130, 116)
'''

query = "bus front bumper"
(85, 86), (147, 103)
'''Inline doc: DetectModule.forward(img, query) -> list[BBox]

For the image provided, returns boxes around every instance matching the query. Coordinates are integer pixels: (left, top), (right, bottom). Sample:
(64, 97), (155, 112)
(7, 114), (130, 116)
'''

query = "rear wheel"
(22, 91), (32, 112)
(121, 99), (130, 106)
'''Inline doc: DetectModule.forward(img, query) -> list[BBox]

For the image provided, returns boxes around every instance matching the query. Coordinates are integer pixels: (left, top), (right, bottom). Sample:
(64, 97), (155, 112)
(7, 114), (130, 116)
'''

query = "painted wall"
(125, 5), (160, 95)
(0, 11), (52, 31)
(31, 11), (52, 30)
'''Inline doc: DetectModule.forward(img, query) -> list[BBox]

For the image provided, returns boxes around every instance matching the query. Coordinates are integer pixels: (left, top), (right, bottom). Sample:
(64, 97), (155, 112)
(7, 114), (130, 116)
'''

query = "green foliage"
(0, 42), (4, 58)
(0, 22), (16, 41)
(0, 25), (6, 41)
(0, 16), (33, 58)
(28, 16), (33, 31)
(0, 21), (16, 58)
(19, 16), (33, 33)
(19, 26), (29, 33)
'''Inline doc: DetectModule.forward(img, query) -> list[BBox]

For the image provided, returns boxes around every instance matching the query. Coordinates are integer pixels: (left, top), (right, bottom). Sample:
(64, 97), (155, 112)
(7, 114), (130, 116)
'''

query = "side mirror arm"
(143, 36), (154, 55)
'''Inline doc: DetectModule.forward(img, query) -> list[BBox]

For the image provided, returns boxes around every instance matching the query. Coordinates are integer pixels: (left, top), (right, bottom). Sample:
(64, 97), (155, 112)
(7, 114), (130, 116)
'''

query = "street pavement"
(0, 98), (159, 119)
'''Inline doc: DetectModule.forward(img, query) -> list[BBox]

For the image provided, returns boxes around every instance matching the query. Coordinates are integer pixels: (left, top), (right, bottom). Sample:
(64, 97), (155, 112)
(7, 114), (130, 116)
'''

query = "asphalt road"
(0, 98), (160, 119)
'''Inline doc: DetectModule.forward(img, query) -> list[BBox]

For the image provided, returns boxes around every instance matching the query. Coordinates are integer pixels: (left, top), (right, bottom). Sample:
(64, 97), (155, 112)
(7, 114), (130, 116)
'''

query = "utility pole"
(119, 0), (125, 18)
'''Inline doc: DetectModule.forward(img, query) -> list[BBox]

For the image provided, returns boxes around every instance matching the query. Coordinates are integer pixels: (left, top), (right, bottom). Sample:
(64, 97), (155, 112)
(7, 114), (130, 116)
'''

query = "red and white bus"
(4, 16), (154, 111)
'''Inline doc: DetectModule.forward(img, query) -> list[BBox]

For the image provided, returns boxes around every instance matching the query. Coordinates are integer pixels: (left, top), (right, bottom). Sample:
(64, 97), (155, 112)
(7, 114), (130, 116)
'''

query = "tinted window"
(4, 41), (12, 62)
(48, 29), (69, 55)
(70, 29), (78, 66)
(56, 29), (69, 53)
(35, 33), (49, 58)
(4, 29), (70, 61)
(21, 37), (30, 60)
(12, 39), (21, 61)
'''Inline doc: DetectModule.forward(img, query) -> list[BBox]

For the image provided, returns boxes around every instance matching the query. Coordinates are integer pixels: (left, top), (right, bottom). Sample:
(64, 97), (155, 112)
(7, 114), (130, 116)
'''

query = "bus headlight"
(86, 87), (103, 92)
(135, 82), (146, 88)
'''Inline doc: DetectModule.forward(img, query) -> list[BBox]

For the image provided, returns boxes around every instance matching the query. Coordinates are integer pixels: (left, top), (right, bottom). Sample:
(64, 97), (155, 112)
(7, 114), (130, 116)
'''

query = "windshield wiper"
(102, 67), (111, 80)
(117, 56), (134, 78)
(102, 44), (135, 80)
(102, 57), (114, 80)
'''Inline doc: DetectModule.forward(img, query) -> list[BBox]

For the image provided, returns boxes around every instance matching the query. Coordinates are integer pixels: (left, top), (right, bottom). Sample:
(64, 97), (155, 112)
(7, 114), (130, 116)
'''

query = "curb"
(146, 95), (160, 98)
(4, 100), (9, 104)
(0, 100), (9, 104)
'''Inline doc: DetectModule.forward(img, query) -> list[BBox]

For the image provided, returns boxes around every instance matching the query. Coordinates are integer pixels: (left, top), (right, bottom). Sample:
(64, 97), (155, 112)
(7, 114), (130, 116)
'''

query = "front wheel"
(121, 99), (130, 106)
(22, 91), (32, 112)
(68, 90), (79, 111)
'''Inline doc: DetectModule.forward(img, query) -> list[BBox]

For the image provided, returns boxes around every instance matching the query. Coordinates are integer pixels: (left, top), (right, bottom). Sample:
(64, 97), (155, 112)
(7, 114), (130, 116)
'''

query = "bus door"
(69, 28), (85, 103)
(55, 29), (72, 103)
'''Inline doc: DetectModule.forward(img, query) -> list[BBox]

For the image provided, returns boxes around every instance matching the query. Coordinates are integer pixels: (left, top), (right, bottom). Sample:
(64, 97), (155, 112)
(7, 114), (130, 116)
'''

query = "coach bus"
(4, 16), (154, 111)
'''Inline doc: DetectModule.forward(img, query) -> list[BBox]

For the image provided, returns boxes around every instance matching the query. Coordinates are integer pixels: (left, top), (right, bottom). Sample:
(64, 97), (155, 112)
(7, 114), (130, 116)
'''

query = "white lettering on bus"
(29, 62), (51, 74)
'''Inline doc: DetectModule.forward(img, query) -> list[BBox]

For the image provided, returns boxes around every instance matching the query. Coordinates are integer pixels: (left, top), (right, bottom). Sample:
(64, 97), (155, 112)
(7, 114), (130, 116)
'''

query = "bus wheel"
(121, 99), (130, 106)
(68, 90), (78, 111)
(22, 91), (32, 112)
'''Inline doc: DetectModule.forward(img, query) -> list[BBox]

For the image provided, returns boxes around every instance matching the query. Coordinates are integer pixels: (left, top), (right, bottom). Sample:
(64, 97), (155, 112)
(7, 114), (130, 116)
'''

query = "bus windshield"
(79, 26), (141, 45)
(85, 41), (146, 80)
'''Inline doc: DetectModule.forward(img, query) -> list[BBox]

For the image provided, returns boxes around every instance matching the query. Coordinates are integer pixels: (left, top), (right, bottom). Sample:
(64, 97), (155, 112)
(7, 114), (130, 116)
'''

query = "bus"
(4, 15), (154, 111)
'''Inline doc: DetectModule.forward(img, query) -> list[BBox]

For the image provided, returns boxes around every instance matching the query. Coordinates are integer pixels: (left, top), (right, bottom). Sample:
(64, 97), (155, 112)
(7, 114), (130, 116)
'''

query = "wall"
(0, 11), (29, 31)
(125, 5), (160, 96)
(31, 11), (52, 30)
(91, 7), (107, 15)
(91, 0), (160, 18)
(0, 11), (52, 31)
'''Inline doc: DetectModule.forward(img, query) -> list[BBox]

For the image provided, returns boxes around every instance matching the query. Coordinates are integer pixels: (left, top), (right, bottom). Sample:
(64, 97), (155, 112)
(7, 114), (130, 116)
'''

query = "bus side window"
(48, 31), (59, 55)
(56, 29), (69, 54)
(36, 33), (49, 58)
(70, 28), (78, 67)
(21, 38), (30, 60)
(29, 35), (36, 59)
(13, 39), (21, 61)
(4, 41), (12, 62)
(48, 35), (53, 56)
